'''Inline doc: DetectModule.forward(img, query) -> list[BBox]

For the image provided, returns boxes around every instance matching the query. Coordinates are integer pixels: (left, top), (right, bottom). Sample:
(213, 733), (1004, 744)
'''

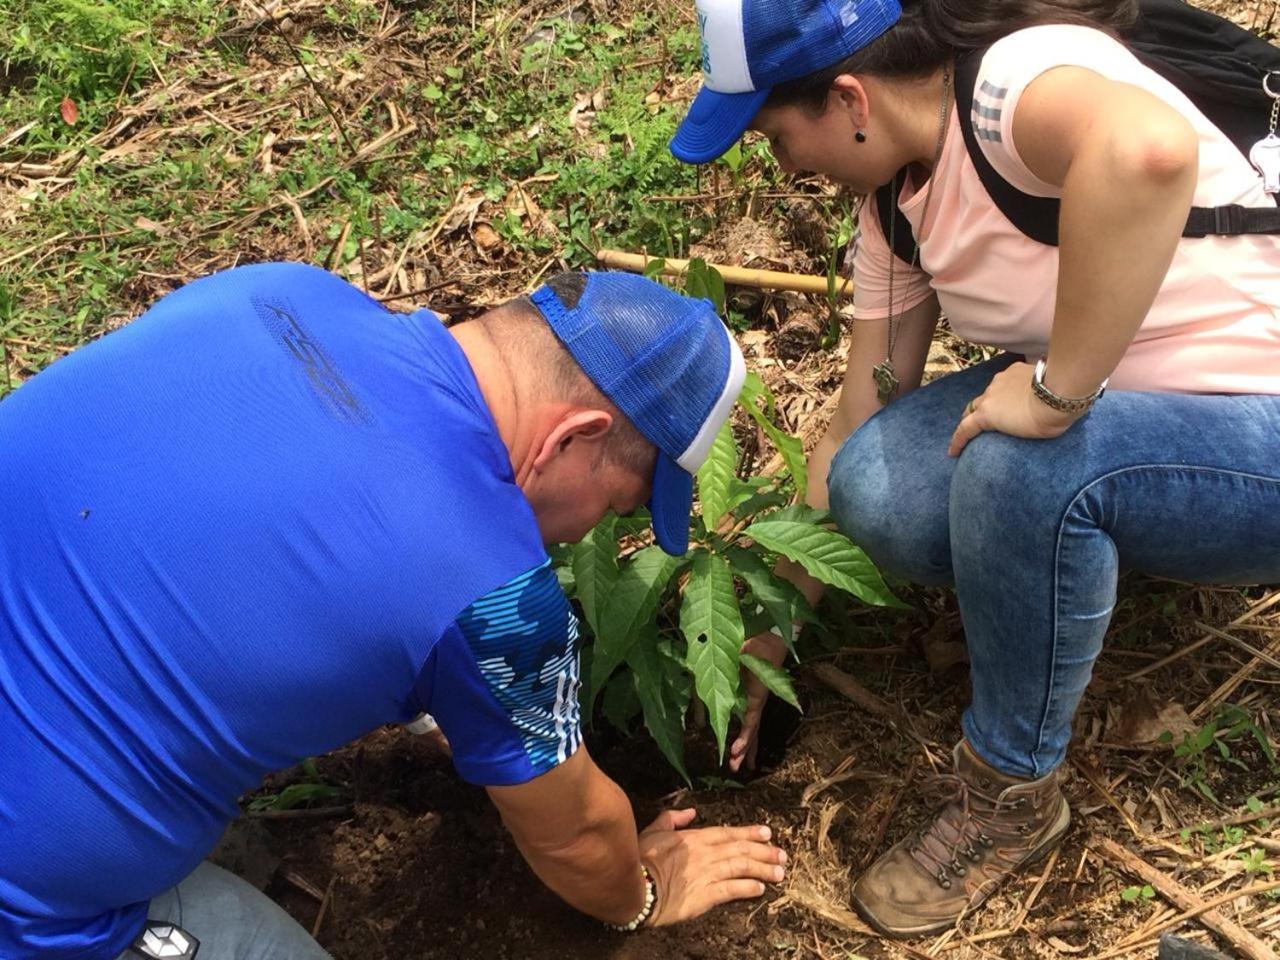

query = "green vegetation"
(1162, 705), (1278, 804)
(554, 264), (902, 781)
(0, 0), (782, 395)
(246, 758), (346, 812)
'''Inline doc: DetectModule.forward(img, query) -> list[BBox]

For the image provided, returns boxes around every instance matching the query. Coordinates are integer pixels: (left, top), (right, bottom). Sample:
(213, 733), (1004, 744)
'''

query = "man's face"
(523, 444), (653, 547)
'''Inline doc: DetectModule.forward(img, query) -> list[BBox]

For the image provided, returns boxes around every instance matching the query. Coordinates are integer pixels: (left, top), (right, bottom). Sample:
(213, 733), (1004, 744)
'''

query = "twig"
(253, 1), (360, 159)
(1073, 760), (1148, 841)
(0, 232), (70, 270)
(1163, 803), (1280, 840)
(1192, 621), (1280, 671)
(1009, 846), (1060, 933)
(1095, 837), (1278, 960)
(1194, 629), (1280, 720)
(1127, 589), (1280, 682)
(282, 869), (326, 900)
(311, 876), (337, 937)
(1123, 879), (1280, 949)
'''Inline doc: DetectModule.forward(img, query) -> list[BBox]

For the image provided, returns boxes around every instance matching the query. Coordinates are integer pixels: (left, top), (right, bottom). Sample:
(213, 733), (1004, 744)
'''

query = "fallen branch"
(596, 248), (854, 299)
(1095, 837), (1277, 960)
(809, 662), (899, 722)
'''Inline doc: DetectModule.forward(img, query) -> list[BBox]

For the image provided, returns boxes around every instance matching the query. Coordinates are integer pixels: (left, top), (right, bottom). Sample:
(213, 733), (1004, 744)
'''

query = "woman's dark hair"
(767, 0), (1140, 111)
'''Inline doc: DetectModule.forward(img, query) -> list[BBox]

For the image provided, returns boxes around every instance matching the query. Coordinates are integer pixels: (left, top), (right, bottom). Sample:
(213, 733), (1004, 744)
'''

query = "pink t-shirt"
(852, 24), (1280, 395)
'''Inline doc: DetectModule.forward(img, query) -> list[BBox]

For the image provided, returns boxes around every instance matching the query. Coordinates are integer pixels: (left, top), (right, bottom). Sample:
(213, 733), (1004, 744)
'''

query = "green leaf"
(743, 519), (905, 609)
(738, 373), (806, 499)
(601, 670), (641, 734)
(588, 547), (683, 712)
(697, 420), (738, 529)
(570, 514), (618, 637)
(763, 503), (832, 526)
(725, 545), (812, 650)
(643, 257), (666, 280)
(681, 550), (745, 761)
(740, 653), (801, 711)
(627, 630), (691, 783)
(684, 257), (726, 314)
(1121, 886), (1140, 903)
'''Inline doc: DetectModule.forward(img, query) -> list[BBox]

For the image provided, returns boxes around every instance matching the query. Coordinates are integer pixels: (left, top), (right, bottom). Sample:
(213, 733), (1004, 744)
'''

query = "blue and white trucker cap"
(670, 0), (903, 164)
(531, 272), (746, 556)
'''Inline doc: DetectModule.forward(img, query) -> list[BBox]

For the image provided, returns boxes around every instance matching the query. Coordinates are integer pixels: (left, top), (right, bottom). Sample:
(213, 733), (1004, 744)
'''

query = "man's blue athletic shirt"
(0, 263), (582, 959)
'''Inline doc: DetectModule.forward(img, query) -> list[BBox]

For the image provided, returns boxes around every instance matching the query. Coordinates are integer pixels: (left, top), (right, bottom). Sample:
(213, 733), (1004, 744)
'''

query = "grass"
(1, 0), (790, 396)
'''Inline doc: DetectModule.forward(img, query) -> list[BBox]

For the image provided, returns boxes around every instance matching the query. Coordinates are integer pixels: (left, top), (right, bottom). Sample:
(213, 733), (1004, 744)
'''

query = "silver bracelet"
(1032, 358), (1108, 414)
(605, 865), (656, 932)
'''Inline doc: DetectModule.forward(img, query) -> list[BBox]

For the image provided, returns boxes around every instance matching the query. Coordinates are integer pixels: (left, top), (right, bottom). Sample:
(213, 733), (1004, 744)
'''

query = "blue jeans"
(114, 862), (329, 960)
(828, 356), (1280, 779)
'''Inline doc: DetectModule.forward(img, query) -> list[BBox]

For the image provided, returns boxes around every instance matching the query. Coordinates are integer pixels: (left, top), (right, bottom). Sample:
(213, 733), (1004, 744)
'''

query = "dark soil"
(237, 577), (1280, 960)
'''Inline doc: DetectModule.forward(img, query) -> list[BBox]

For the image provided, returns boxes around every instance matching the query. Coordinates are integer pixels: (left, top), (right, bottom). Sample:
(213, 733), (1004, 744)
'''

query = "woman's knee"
(827, 419), (953, 586)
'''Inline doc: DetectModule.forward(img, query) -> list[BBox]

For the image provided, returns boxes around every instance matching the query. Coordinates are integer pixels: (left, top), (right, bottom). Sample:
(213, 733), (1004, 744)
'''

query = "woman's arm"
(950, 66), (1199, 453)
(808, 295), (942, 512)
(1018, 66), (1199, 397)
(728, 293), (939, 772)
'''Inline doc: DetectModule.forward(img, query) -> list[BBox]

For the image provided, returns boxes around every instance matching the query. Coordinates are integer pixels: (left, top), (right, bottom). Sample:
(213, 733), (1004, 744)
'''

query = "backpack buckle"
(1214, 204), (1247, 235)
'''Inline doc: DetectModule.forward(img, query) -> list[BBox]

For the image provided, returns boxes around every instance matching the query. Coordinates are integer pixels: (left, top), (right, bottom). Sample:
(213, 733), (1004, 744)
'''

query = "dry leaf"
(133, 216), (168, 236)
(568, 89), (606, 137)
(921, 617), (968, 674)
(59, 97), (78, 125)
(472, 222), (501, 253)
(1107, 687), (1196, 744)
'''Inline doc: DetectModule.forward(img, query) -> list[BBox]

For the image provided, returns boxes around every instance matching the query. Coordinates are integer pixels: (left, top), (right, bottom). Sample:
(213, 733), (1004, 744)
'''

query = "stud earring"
(855, 130), (867, 143)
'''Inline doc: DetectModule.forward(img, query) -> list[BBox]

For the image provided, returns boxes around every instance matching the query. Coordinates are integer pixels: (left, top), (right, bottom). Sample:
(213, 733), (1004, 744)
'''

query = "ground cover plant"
(3, 0), (1280, 957)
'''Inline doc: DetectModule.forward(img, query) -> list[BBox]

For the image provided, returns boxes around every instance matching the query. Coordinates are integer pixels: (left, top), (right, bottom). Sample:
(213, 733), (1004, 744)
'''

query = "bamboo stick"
(596, 249), (855, 299)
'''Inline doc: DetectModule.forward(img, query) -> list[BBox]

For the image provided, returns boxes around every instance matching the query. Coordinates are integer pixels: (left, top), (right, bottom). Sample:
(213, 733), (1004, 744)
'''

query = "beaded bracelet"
(605, 865), (656, 932)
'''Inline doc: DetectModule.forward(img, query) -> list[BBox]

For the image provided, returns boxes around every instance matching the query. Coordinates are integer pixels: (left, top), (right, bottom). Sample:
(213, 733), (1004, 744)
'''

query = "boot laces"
(907, 773), (1026, 888)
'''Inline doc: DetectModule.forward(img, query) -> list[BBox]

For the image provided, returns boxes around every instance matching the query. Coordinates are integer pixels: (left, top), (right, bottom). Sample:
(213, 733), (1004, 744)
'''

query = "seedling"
(559, 263), (902, 781)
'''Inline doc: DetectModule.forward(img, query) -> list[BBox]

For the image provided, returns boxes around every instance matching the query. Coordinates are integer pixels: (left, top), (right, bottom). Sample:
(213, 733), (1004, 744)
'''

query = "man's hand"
(948, 361), (1082, 457)
(727, 630), (788, 773)
(638, 809), (785, 926)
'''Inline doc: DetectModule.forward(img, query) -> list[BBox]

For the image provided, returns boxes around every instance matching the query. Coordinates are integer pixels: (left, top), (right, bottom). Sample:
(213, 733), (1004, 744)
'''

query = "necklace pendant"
(872, 360), (900, 404)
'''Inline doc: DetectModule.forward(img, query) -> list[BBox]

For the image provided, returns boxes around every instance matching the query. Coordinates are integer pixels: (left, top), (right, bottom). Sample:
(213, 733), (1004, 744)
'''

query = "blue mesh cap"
(670, 0), (903, 164)
(531, 272), (747, 556)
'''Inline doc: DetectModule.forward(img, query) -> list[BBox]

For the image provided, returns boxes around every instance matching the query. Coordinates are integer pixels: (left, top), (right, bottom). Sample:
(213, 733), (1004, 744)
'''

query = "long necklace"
(872, 65), (953, 405)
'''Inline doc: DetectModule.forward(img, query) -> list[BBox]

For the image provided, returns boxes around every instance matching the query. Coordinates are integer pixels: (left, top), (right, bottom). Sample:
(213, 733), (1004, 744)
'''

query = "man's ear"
(830, 74), (871, 129)
(531, 409), (614, 472)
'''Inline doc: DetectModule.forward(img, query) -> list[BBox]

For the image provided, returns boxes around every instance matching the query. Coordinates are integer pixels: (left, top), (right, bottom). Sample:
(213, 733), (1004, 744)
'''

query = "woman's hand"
(727, 630), (789, 773)
(638, 809), (786, 926)
(948, 361), (1082, 457)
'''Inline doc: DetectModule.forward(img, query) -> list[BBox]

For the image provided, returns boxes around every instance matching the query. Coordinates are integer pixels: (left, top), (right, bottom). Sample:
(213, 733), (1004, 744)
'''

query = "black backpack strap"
(873, 172), (919, 265)
(1184, 203), (1280, 236)
(954, 47), (1062, 245)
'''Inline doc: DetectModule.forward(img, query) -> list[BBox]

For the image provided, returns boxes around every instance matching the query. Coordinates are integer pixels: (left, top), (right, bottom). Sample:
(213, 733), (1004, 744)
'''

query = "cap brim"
(670, 85), (772, 165)
(649, 451), (693, 556)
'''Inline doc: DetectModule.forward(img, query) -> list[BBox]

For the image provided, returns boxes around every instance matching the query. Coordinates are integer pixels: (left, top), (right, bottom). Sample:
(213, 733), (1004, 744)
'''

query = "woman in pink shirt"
(672, 0), (1280, 938)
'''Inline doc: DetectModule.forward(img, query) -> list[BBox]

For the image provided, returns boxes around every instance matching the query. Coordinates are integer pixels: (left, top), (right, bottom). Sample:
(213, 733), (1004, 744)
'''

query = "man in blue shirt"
(0, 264), (784, 959)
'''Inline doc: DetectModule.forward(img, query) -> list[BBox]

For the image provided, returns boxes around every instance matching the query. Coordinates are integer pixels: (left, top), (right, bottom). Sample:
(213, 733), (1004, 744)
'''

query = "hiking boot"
(852, 740), (1070, 938)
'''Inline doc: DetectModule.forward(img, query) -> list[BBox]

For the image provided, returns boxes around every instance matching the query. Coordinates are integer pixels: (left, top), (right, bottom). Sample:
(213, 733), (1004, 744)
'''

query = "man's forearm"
(506, 772), (647, 925)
